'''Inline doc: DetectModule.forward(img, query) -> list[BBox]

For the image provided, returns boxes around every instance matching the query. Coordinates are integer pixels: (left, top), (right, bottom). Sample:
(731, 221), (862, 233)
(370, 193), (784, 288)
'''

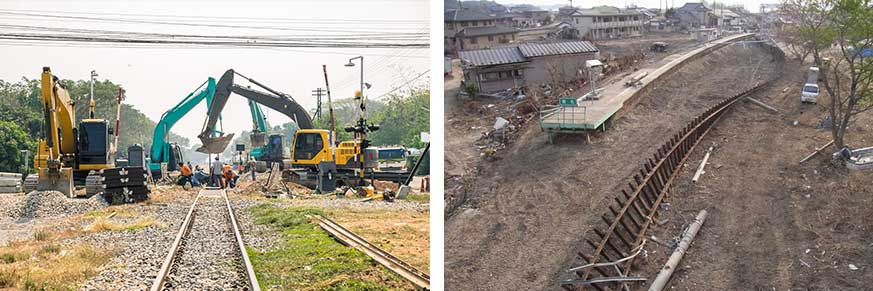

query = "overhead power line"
(0, 11), (426, 34)
(0, 33), (429, 48)
(374, 70), (430, 99)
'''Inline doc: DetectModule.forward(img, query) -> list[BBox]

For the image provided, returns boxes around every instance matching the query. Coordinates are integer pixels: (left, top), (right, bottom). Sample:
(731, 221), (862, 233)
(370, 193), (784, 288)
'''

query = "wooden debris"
(799, 140), (835, 164)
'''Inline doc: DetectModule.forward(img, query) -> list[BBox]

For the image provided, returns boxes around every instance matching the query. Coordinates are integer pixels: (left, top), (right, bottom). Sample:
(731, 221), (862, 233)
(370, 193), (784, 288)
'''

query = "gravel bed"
(1, 191), (107, 221)
(292, 196), (429, 213)
(162, 197), (248, 290)
(77, 203), (189, 290)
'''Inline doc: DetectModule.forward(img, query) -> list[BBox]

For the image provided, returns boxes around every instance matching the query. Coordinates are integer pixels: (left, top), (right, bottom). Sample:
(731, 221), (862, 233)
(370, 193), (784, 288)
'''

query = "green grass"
(402, 193), (429, 203)
(247, 204), (413, 291)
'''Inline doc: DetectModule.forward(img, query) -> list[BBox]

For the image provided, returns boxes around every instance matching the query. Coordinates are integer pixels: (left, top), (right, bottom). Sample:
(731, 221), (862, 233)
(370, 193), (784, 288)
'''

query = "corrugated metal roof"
(459, 47), (527, 66)
(518, 41), (599, 57)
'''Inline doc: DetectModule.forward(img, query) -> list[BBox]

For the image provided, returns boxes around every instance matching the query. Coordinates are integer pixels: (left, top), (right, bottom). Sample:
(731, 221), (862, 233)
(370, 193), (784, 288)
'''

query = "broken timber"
(692, 146), (713, 183)
(799, 140), (835, 164)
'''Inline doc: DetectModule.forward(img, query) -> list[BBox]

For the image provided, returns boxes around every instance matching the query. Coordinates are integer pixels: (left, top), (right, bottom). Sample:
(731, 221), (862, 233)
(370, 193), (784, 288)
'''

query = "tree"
(0, 121), (36, 173)
(369, 86), (430, 148)
(784, 0), (873, 150)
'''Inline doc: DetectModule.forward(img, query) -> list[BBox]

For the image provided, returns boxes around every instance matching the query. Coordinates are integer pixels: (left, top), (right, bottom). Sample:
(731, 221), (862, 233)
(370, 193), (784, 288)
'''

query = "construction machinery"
(148, 78), (217, 178)
(28, 67), (149, 203)
(196, 69), (380, 192)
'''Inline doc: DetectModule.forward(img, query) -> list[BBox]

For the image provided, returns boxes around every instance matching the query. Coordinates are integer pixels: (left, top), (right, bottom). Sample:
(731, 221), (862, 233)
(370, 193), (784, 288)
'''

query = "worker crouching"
(223, 163), (239, 189)
(177, 162), (199, 189)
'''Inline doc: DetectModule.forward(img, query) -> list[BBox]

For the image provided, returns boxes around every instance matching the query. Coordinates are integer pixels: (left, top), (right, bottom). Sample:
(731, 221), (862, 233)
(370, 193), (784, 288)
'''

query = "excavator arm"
(33, 67), (77, 196)
(35, 67), (77, 169)
(149, 78), (216, 170)
(197, 69), (313, 153)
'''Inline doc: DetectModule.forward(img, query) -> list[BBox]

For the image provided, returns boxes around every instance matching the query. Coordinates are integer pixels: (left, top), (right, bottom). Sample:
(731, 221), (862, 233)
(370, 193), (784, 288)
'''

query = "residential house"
(459, 40), (600, 92)
(508, 13), (537, 28)
(517, 21), (572, 42)
(445, 8), (519, 52)
(559, 6), (645, 40)
(510, 4), (550, 24)
(455, 25), (520, 50)
(711, 9), (742, 27)
(675, 2), (715, 29)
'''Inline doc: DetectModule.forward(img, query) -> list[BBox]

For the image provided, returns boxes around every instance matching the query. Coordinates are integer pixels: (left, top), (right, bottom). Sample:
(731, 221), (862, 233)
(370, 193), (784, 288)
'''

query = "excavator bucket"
(197, 134), (235, 154)
(37, 167), (74, 198)
(251, 131), (267, 147)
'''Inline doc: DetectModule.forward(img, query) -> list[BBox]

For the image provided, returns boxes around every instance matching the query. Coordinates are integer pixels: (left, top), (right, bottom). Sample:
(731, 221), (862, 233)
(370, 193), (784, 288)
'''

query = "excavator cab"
(77, 119), (112, 168)
(292, 130), (329, 164)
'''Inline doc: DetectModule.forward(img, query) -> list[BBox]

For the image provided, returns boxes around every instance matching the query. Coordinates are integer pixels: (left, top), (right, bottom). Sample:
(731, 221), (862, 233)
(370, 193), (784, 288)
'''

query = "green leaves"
(0, 121), (35, 173)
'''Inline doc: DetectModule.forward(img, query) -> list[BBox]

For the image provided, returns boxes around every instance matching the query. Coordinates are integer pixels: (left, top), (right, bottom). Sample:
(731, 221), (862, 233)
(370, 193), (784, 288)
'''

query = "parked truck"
(801, 67), (820, 103)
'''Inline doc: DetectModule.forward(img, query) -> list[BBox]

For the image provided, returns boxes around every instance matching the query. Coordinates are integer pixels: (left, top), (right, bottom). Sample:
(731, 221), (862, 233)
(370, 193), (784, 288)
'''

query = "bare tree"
(783, 0), (873, 150)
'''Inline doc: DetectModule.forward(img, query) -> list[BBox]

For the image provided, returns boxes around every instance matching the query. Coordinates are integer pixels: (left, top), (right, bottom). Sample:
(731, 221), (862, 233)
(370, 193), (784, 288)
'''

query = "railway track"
(309, 214), (431, 290)
(559, 39), (786, 291)
(560, 81), (773, 290)
(151, 187), (260, 291)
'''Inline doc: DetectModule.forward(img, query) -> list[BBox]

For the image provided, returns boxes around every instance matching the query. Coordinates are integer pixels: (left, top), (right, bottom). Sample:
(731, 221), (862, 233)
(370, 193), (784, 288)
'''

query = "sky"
(495, 0), (779, 11)
(0, 0), (429, 144)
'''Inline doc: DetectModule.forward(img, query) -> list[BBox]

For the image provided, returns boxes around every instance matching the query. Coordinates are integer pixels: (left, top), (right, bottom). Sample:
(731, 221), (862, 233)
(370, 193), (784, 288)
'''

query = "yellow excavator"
(27, 67), (149, 203)
(196, 69), (379, 192)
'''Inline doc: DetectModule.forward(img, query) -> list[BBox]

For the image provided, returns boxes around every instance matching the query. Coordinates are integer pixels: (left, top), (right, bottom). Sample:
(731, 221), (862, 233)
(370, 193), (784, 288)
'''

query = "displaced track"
(151, 187), (260, 291)
(562, 42), (786, 290)
(562, 81), (772, 290)
(310, 214), (431, 290)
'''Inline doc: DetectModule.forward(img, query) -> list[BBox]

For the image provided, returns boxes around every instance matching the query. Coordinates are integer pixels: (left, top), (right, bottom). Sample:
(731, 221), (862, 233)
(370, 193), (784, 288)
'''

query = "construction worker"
(177, 162), (198, 188)
(223, 163), (238, 188)
(249, 156), (257, 180)
(211, 156), (225, 188)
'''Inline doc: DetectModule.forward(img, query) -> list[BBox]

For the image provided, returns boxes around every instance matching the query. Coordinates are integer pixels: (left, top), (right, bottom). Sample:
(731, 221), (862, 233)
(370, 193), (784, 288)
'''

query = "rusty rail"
(561, 81), (771, 290)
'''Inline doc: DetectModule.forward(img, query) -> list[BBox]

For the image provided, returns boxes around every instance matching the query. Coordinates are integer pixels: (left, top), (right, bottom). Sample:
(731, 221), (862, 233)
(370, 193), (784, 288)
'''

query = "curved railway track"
(150, 187), (260, 291)
(562, 41), (786, 291)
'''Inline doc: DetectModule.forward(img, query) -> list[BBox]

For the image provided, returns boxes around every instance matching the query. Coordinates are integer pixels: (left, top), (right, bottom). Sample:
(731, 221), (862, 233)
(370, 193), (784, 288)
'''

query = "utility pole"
(89, 70), (98, 119)
(311, 88), (324, 120)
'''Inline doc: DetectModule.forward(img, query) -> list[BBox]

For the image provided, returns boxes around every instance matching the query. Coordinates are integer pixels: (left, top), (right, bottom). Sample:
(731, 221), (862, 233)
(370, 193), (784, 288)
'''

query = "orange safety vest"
(180, 164), (192, 176)
(223, 165), (234, 179)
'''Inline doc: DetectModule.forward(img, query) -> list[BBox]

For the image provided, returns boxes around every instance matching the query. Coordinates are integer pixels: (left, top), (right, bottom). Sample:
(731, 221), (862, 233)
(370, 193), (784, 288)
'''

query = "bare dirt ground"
(445, 42), (783, 290)
(642, 58), (873, 290)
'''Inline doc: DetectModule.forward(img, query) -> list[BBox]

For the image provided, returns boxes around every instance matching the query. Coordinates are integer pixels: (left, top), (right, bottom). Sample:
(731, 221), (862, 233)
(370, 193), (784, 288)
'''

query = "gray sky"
(495, 0), (778, 11)
(0, 0), (429, 143)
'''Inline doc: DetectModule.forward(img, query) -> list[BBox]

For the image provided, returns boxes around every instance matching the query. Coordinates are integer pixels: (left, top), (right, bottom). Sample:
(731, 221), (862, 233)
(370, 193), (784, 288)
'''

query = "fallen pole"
(692, 147), (713, 183)
(648, 210), (708, 291)
(800, 140), (835, 164)
(745, 97), (779, 113)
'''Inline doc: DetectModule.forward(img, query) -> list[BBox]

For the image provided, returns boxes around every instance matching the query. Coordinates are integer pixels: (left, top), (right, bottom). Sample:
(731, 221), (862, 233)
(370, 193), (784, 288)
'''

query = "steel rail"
(150, 188), (260, 291)
(309, 214), (431, 290)
(150, 191), (201, 291)
(223, 189), (262, 291)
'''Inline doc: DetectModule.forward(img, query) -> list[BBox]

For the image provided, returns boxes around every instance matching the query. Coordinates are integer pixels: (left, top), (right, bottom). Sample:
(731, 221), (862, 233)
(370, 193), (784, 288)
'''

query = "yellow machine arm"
(35, 67), (76, 169)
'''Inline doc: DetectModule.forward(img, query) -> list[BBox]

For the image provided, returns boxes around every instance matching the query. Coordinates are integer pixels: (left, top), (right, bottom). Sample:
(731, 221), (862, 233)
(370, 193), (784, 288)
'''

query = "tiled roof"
(459, 47), (526, 66)
(518, 41), (598, 57)
(458, 25), (519, 37)
(459, 40), (599, 66)
(445, 8), (496, 22)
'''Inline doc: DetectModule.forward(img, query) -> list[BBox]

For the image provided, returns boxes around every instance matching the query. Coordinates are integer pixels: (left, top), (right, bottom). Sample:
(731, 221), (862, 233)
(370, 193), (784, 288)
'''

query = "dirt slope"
(445, 43), (783, 290)
(643, 59), (873, 290)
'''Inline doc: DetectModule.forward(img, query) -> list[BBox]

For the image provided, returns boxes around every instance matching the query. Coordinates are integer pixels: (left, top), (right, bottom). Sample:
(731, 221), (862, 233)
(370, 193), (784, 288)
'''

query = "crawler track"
(151, 188), (260, 291)
(310, 214), (431, 290)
